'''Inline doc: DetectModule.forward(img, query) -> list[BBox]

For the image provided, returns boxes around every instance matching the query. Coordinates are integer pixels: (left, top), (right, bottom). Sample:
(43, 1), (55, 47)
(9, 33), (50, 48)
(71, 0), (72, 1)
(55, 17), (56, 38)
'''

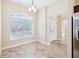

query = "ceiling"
(7, 0), (56, 10)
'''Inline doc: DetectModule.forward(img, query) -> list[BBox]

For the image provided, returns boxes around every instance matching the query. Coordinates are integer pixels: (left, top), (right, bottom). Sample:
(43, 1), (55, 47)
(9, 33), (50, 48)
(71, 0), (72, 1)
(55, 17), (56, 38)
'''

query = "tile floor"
(1, 41), (67, 58)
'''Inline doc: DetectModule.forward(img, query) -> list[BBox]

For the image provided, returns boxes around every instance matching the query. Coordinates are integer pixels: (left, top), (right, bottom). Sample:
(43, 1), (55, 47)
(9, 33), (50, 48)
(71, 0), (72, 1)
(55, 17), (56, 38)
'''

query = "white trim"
(39, 40), (50, 46)
(1, 40), (37, 50)
(67, 0), (74, 57)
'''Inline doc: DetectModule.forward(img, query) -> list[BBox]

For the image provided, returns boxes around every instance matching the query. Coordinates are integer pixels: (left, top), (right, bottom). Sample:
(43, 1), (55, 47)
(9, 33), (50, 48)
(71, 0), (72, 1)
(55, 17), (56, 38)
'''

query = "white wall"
(38, 8), (46, 43)
(67, 0), (74, 57)
(48, 0), (68, 17)
(2, 0), (37, 48)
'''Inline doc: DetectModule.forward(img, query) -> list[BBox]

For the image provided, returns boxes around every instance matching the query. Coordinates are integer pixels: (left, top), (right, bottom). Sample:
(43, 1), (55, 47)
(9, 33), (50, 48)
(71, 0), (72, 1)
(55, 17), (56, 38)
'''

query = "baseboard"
(1, 40), (37, 50)
(38, 40), (50, 45)
(1, 40), (50, 50)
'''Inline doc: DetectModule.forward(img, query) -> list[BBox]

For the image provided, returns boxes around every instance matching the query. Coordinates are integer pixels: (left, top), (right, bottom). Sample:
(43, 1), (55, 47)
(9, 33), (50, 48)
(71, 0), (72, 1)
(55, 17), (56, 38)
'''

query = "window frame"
(10, 13), (34, 40)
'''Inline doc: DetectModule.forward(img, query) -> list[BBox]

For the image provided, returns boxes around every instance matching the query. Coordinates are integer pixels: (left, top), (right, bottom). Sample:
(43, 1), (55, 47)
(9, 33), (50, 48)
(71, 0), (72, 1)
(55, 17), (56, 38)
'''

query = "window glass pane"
(10, 13), (33, 40)
(49, 17), (57, 42)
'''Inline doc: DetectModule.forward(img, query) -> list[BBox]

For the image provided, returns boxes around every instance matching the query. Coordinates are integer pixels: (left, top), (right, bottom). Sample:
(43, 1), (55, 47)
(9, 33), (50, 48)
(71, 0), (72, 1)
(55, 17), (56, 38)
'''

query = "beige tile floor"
(1, 41), (67, 58)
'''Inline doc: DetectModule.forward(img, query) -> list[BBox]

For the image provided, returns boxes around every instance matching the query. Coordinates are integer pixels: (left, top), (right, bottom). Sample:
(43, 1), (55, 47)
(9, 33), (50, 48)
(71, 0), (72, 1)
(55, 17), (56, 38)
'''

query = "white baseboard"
(1, 40), (50, 51)
(1, 40), (37, 50)
(38, 40), (50, 45)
